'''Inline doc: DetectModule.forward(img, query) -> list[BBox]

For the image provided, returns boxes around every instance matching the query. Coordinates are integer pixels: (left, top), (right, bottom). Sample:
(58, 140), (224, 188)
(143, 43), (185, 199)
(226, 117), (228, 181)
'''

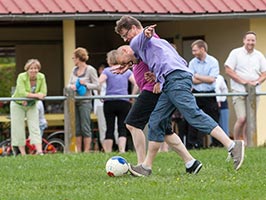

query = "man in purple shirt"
(115, 20), (244, 176)
(115, 15), (202, 174)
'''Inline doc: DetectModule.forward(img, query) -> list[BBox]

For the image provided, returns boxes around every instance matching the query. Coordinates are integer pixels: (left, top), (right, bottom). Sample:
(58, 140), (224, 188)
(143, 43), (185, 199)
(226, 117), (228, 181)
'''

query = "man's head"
(243, 31), (256, 53)
(191, 40), (208, 60)
(115, 15), (143, 42)
(116, 45), (137, 67)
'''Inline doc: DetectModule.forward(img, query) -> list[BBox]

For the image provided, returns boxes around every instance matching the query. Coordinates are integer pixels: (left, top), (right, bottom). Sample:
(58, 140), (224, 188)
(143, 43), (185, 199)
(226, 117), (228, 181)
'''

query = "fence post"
(64, 87), (76, 153)
(245, 85), (257, 147)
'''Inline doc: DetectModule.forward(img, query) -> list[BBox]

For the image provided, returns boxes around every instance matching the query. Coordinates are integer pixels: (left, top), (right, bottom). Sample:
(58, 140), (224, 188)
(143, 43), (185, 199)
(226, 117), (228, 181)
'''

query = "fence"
(0, 85), (264, 153)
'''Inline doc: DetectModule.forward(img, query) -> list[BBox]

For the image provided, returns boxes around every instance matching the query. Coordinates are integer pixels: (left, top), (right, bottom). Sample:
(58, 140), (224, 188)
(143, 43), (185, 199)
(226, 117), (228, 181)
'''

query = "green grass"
(0, 147), (265, 200)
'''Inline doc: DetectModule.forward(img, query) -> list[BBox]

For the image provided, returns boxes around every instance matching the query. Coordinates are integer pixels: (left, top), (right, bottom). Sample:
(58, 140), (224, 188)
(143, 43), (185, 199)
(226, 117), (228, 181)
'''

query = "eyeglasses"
(121, 28), (131, 40)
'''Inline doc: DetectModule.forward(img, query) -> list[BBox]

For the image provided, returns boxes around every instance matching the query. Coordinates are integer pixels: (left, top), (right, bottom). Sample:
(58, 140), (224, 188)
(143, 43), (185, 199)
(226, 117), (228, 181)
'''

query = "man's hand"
(144, 71), (156, 82)
(153, 83), (161, 94)
(144, 24), (157, 38)
(247, 80), (258, 86)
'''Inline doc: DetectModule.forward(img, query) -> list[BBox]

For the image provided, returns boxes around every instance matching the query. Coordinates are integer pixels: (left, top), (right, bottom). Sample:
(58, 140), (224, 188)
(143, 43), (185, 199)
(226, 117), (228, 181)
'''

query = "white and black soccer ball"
(105, 156), (129, 177)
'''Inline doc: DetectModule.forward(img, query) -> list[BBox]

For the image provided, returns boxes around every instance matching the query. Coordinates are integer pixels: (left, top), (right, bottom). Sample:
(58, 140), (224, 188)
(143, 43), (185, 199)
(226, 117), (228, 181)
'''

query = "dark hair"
(115, 15), (142, 34)
(243, 31), (256, 39)
(191, 39), (208, 52)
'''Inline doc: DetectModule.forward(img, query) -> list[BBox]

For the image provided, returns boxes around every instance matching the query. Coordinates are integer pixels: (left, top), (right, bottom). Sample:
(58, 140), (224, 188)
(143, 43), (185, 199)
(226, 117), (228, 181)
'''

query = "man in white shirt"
(225, 31), (266, 143)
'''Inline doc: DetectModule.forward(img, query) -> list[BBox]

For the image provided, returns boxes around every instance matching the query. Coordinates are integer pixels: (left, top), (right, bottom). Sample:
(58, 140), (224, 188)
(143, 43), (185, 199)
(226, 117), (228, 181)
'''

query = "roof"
(0, 0), (266, 21)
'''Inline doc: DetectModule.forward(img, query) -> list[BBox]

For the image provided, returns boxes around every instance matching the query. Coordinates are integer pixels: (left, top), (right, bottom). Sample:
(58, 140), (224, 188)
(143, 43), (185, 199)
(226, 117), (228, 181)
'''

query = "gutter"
(0, 12), (266, 21)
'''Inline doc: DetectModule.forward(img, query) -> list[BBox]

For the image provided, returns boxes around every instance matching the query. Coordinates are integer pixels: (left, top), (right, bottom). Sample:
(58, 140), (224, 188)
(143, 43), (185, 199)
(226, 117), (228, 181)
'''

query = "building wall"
(0, 26), (63, 96)
(250, 18), (266, 145)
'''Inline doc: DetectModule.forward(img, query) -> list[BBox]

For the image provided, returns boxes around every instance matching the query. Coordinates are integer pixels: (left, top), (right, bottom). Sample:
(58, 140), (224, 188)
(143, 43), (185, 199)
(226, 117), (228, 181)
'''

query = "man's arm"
(192, 74), (216, 84)
(249, 71), (266, 86)
(110, 64), (132, 74)
(225, 65), (248, 85)
(129, 74), (139, 95)
(144, 24), (157, 38)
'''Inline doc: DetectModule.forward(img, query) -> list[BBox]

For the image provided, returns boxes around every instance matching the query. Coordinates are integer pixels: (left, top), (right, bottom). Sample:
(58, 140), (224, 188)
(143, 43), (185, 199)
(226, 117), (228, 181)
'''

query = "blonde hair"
(74, 47), (89, 62)
(106, 50), (118, 66)
(24, 59), (41, 71)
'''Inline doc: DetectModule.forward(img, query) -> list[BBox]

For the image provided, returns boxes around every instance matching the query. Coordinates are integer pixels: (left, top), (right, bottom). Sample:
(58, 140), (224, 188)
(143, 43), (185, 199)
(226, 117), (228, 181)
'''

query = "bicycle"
(0, 132), (64, 156)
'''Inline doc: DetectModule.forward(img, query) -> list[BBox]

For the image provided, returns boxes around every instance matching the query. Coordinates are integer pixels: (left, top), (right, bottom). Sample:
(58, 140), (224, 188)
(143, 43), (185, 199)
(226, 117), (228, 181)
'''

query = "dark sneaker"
(186, 160), (202, 174)
(230, 140), (244, 170)
(128, 164), (152, 177)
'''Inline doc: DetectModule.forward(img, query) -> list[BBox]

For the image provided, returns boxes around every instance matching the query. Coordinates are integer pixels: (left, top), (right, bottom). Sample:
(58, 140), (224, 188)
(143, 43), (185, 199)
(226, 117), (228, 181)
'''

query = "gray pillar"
(245, 85), (257, 147)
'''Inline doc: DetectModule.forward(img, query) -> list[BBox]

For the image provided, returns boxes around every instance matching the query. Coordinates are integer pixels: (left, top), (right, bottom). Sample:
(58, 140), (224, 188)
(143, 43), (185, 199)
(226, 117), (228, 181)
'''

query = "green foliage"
(0, 148), (265, 200)
(0, 64), (16, 114)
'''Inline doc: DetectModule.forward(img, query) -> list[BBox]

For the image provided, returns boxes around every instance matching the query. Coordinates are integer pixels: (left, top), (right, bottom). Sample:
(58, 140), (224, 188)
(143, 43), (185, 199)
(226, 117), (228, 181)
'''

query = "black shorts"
(125, 90), (172, 134)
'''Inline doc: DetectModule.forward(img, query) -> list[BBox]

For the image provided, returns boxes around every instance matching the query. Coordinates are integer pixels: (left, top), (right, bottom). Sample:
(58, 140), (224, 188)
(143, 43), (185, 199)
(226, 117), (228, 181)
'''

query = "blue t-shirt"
(102, 67), (132, 101)
(130, 31), (192, 88)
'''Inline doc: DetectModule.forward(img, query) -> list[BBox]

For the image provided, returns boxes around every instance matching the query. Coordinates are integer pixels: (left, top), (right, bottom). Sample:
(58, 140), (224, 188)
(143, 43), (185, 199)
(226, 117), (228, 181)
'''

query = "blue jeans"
(219, 108), (229, 136)
(148, 70), (218, 142)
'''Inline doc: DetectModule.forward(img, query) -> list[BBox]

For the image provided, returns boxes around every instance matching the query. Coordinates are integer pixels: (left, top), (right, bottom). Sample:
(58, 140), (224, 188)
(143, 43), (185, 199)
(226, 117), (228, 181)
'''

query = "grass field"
(0, 147), (266, 200)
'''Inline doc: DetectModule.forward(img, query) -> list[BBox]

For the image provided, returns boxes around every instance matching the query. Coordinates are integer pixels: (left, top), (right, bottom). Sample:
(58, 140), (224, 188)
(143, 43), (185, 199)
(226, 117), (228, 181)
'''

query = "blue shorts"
(148, 70), (218, 142)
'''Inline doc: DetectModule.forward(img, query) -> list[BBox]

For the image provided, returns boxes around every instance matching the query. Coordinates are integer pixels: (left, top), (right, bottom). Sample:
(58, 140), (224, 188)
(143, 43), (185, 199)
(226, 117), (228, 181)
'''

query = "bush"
(0, 64), (16, 114)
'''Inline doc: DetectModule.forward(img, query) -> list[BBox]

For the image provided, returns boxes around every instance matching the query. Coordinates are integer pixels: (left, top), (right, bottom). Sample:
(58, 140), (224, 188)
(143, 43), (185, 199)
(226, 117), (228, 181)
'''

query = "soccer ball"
(105, 156), (129, 177)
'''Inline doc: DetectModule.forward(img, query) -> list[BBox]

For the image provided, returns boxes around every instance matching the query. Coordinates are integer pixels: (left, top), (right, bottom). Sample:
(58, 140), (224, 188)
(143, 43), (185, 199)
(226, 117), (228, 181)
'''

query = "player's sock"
(185, 159), (196, 169)
(228, 141), (235, 152)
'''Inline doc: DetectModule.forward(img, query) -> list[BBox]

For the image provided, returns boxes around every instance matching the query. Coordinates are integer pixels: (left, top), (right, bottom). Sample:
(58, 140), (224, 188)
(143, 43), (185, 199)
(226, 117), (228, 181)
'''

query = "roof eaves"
(0, 11), (266, 21)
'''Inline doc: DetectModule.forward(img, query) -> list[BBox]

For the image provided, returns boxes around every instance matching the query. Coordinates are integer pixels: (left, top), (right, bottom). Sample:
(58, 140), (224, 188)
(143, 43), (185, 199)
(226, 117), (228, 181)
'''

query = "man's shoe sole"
(192, 163), (202, 174)
(128, 164), (146, 177)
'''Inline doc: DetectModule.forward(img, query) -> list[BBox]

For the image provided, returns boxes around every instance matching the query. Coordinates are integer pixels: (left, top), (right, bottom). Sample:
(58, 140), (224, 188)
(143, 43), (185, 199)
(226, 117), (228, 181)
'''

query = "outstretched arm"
(110, 63), (133, 74)
(144, 24), (157, 38)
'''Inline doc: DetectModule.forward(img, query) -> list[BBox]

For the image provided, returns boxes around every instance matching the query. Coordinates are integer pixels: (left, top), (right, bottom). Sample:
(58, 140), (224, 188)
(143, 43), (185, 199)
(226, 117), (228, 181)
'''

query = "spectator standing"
(215, 75), (230, 137)
(68, 47), (99, 153)
(10, 59), (47, 155)
(93, 64), (119, 150)
(225, 31), (266, 143)
(99, 50), (137, 153)
(188, 40), (221, 148)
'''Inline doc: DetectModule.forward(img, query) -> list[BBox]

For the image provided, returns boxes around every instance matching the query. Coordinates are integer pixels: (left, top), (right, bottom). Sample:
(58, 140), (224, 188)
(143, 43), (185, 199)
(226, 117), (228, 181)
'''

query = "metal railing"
(0, 85), (262, 152)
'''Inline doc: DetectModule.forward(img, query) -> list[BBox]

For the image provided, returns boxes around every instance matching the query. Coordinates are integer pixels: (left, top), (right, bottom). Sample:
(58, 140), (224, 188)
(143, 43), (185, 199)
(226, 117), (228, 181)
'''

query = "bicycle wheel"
(43, 138), (64, 154)
(0, 139), (20, 156)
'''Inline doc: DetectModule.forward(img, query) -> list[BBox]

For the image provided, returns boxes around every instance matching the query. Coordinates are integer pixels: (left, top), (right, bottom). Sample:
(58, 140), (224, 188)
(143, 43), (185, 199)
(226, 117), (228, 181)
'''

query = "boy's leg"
(128, 141), (160, 177)
(165, 133), (202, 174)
(165, 134), (193, 163)
(128, 93), (176, 176)
(125, 91), (161, 164)
(126, 124), (146, 164)
(165, 71), (244, 170)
